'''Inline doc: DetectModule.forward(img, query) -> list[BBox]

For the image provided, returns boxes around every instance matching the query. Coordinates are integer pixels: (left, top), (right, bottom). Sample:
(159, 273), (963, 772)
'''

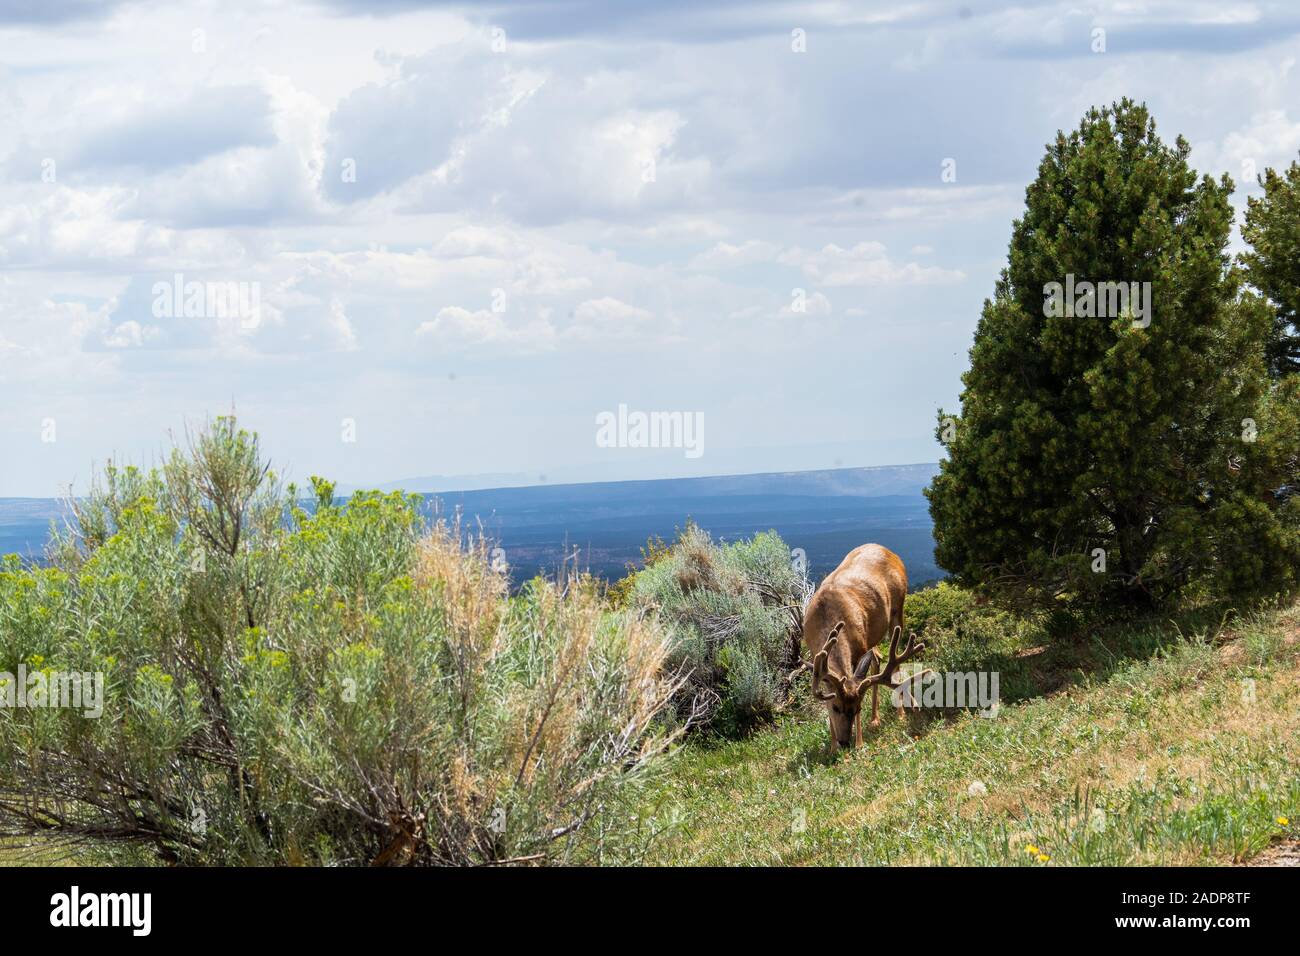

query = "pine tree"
(1242, 156), (1300, 378)
(926, 100), (1297, 606)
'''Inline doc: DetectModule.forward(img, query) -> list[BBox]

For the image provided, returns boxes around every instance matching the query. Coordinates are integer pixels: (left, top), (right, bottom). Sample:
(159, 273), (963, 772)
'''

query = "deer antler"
(811, 622), (844, 701)
(854, 625), (925, 698)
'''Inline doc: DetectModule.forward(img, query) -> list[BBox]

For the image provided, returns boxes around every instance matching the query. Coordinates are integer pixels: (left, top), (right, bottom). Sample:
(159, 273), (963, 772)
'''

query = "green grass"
(5, 596), (1297, 867)
(0, 838), (84, 866)
(645, 599), (1300, 865)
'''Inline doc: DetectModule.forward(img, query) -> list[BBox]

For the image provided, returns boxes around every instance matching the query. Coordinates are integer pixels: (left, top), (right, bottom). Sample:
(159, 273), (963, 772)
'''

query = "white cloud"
(0, 185), (249, 269)
(688, 239), (781, 270)
(3, 0), (1299, 493)
(417, 304), (556, 352)
(418, 306), (512, 347)
(690, 237), (963, 287)
(1210, 109), (1300, 183)
(433, 226), (527, 259)
(780, 291), (832, 318)
(567, 296), (656, 341)
(778, 242), (965, 286)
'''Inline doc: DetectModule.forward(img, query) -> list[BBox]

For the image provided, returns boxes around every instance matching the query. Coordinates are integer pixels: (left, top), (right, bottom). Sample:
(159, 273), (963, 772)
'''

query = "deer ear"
(811, 647), (834, 701)
(852, 648), (876, 682)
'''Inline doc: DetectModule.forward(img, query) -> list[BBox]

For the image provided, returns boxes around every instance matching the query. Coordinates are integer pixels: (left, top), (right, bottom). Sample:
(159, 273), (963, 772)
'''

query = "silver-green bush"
(0, 419), (679, 865)
(627, 525), (809, 733)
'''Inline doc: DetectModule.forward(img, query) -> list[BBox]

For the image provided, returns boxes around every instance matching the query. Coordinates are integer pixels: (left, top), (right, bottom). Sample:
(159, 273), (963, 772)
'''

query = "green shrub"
(627, 525), (809, 734)
(0, 418), (679, 865)
(901, 581), (1050, 703)
(902, 580), (983, 637)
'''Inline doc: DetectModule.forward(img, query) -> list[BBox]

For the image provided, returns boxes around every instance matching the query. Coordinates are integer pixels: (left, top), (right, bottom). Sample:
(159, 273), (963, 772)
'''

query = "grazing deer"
(803, 544), (926, 751)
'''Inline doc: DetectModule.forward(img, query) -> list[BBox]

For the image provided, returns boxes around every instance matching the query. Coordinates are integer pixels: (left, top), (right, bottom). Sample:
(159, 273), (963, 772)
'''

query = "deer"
(802, 544), (927, 752)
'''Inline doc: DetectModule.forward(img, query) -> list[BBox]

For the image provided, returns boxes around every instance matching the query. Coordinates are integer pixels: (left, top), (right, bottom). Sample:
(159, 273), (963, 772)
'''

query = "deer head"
(812, 623), (925, 751)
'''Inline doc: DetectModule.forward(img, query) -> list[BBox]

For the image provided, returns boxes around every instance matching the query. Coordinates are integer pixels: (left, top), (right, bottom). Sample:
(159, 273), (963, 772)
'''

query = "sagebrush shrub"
(0, 419), (679, 865)
(626, 525), (809, 733)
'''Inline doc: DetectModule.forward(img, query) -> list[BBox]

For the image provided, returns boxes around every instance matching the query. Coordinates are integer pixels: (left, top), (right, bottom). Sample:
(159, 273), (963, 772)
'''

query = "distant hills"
(0, 463), (944, 587)
(0, 497), (68, 560)
(420, 463), (942, 585)
(341, 440), (942, 495)
(419, 462), (940, 505)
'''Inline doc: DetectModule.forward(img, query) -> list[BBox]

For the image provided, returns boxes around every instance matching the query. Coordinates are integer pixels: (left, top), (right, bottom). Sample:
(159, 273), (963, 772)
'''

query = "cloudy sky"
(2, 0), (1299, 496)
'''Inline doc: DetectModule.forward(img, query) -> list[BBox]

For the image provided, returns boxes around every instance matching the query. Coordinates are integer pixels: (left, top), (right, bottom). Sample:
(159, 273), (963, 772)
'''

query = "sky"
(2, 0), (1299, 496)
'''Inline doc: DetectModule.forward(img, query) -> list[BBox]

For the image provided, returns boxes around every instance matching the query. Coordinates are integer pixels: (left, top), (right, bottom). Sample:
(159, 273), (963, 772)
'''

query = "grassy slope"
(0, 839), (83, 866)
(3, 599), (1296, 868)
(649, 599), (1300, 865)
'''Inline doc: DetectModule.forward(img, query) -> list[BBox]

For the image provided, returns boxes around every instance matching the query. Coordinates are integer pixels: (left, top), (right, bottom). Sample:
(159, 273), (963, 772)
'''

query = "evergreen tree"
(926, 100), (1297, 606)
(1242, 156), (1300, 377)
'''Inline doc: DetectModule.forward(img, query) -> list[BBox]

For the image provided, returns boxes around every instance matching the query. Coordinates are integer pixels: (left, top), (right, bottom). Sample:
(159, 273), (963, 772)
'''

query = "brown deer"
(802, 544), (925, 751)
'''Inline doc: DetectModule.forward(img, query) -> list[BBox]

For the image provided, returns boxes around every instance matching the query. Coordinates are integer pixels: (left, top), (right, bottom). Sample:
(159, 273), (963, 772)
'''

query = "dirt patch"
(1218, 618), (1300, 665)
(1243, 839), (1300, 867)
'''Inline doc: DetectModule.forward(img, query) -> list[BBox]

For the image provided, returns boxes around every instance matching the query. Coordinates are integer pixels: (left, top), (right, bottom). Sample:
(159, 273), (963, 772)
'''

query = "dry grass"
(650, 599), (1300, 866)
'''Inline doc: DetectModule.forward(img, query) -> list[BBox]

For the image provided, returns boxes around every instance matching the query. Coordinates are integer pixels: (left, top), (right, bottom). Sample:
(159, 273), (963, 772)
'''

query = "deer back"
(802, 544), (908, 683)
